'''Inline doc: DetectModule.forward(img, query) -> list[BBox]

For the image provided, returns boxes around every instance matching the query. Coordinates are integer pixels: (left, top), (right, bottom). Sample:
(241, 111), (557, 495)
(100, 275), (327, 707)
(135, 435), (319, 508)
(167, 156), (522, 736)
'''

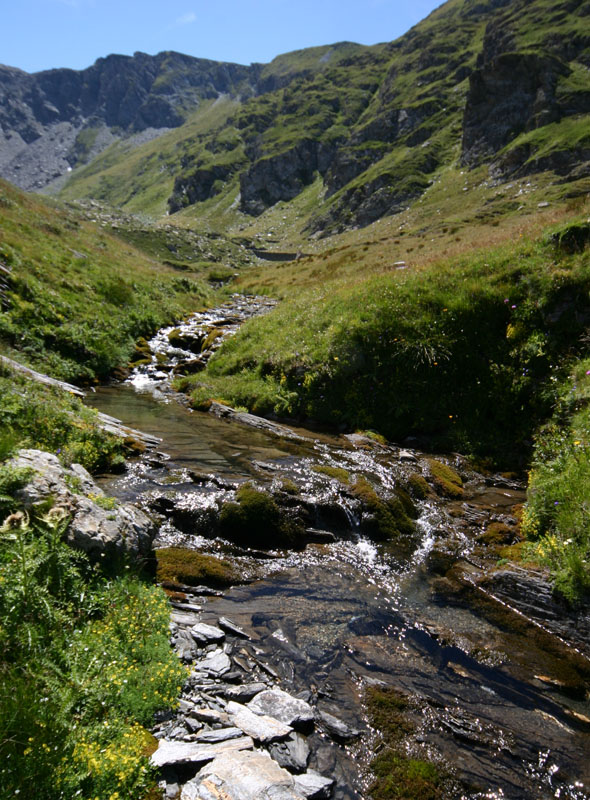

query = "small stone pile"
(152, 601), (356, 800)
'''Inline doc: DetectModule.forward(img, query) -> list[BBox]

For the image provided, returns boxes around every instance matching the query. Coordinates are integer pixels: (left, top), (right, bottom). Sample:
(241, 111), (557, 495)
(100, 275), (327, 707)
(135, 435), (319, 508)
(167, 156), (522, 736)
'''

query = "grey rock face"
(293, 771), (334, 799)
(150, 735), (254, 768)
(10, 449), (156, 558)
(181, 750), (306, 800)
(269, 732), (310, 773)
(247, 687), (314, 729)
(239, 140), (328, 216)
(0, 52), (258, 191)
(226, 700), (293, 743)
(461, 52), (567, 167)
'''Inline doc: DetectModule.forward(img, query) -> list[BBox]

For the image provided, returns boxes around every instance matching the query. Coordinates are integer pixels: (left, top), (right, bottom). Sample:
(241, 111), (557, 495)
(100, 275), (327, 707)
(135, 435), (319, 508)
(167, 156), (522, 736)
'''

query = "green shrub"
(523, 359), (590, 603)
(0, 368), (125, 472)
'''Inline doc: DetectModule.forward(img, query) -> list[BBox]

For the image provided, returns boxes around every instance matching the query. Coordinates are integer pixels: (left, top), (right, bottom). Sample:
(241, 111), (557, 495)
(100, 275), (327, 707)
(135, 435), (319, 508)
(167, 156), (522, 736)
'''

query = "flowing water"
(86, 298), (590, 800)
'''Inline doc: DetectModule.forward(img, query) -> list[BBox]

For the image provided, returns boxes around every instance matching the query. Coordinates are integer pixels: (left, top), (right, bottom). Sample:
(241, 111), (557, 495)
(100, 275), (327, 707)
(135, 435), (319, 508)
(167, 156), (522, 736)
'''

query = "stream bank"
(85, 296), (590, 800)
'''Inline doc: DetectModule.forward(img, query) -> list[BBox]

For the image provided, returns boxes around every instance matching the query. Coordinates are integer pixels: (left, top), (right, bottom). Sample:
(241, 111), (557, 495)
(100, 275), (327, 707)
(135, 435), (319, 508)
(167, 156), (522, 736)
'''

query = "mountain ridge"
(1, 0), (589, 233)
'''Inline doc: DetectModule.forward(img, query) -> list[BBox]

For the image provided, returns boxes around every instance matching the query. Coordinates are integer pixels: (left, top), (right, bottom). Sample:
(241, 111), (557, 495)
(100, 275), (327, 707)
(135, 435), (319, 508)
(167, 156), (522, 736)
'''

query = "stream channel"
(86, 296), (590, 800)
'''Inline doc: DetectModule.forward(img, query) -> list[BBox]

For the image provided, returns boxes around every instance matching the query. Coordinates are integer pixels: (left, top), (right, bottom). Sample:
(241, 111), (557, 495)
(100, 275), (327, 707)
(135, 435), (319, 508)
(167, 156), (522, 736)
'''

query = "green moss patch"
(366, 686), (445, 800)
(218, 482), (305, 549)
(407, 473), (431, 500)
(479, 522), (515, 546)
(426, 459), (464, 499)
(352, 477), (416, 543)
(312, 464), (351, 484)
(156, 547), (238, 588)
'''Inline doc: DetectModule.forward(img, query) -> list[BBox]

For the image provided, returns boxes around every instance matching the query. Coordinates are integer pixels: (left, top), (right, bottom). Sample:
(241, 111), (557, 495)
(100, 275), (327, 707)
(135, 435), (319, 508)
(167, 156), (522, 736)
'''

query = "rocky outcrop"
(168, 164), (240, 213)
(0, 51), (257, 190)
(9, 449), (156, 558)
(239, 141), (332, 216)
(153, 602), (341, 799)
(461, 52), (568, 166)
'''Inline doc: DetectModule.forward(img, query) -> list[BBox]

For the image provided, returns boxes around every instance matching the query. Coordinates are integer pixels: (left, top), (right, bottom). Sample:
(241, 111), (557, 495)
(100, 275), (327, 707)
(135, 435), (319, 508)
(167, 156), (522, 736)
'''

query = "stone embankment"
(152, 599), (353, 800)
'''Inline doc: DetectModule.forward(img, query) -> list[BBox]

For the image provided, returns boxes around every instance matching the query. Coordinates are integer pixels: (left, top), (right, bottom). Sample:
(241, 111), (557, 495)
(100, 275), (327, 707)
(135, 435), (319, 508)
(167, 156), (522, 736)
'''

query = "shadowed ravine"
(86, 298), (590, 800)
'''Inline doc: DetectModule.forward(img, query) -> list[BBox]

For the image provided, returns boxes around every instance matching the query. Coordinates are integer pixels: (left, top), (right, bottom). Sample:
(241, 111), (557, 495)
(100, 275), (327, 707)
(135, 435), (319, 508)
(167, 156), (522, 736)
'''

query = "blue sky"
(3, 0), (444, 74)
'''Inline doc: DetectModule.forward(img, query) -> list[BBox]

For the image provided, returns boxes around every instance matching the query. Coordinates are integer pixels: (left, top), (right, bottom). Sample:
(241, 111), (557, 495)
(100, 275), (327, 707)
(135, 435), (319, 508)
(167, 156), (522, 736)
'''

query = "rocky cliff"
(0, 51), (257, 191)
(1, 0), (590, 229)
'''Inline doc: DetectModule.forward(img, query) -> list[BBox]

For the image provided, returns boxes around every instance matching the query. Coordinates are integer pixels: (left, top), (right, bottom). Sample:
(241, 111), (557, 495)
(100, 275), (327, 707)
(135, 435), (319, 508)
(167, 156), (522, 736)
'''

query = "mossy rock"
(426, 459), (464, 499)
(351, 477), (416, 543)
(167, 328), (184, 346)
(549, 222), (590, 254)
(370, 751), (442, 800)
(278, 478), (299, 495)
(312, 464), (351, 484)
(132, 336), (153, 361)
(407, 472), (431, 500)
(156, 547), (238, 588)
(365, 686), (444, 800)
(479, 522), (515, 546)
(218, 482), (305, 549)
(202, 327), (224, 351)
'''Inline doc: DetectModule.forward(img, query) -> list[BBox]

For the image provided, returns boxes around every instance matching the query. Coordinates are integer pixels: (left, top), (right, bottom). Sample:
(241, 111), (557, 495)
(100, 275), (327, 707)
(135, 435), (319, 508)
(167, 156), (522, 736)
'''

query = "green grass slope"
(0, 179), (211, 383)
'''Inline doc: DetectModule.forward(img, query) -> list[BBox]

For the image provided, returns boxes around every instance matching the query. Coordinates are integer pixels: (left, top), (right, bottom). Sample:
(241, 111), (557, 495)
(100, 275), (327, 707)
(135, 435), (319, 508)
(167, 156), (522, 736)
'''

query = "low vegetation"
(0, 179), (211, 384)
(0, 472), (186, 799)
(156, 547), (238, 588)
(522, 358), (590, 604)
(0, 364), (125, 472)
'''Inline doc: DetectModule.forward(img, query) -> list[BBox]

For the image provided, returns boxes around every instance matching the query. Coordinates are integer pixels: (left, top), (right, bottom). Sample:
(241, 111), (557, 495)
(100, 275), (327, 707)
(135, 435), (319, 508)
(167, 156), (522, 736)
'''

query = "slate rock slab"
(227, 700), (292, 743)
(194, 649), (232, 677)
(269, 732), (310, 773)
(150, 735), (254, 768)
(317, 710), (360, 742)
(293, 770), (335, 799)
(248, 687), (314, 728)
(190, 622), (225, 645)
(180, 750), (306, 800)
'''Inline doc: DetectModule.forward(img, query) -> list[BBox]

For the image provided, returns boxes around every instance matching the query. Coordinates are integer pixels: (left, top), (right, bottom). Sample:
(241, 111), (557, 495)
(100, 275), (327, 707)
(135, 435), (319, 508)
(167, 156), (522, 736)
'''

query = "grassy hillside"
(59, 98), (242, 217)
(178, 213), (590, 465)
(0, 179), (213, 383)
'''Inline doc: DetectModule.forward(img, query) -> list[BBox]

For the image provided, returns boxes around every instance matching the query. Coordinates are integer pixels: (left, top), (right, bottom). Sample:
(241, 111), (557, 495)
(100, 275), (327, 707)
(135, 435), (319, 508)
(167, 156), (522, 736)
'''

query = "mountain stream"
(86, 296), (590, 800)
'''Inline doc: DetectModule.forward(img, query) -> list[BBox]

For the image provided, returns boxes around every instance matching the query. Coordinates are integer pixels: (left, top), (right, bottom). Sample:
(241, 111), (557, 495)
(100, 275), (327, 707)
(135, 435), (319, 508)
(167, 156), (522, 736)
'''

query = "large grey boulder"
(181, 750), (306, 800)
(226, 700), (292, 743)
(247, 687), (314, 729)
(10, 449), (156, 558)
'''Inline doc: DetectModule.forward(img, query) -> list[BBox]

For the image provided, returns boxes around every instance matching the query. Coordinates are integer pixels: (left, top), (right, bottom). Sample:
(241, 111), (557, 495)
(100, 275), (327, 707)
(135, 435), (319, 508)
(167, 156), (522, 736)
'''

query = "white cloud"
(174, 11), (197, 26)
